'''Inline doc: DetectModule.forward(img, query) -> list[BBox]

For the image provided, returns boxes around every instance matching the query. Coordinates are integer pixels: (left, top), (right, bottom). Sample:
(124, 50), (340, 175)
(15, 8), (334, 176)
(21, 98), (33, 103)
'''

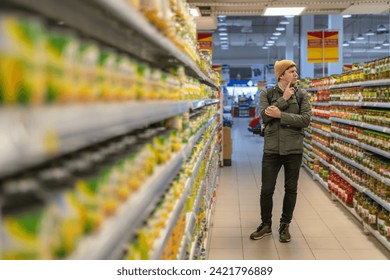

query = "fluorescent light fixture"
(270, 36), (279, 40)
(349, 36), (356, 43)
(276, 26), (285, 31)
(219, 32), (228, 36)
(264, 7), (305, 16)
(267, 40), (275, 44)
(220, 37), (228, 40)
(265, 43), (274, 46)
(373, 44), (381, 49)
(342, 40), (350, 47)
(365, 29), (375, 36)
(189, 7), (200, 17)
(279, 20), (290, 25)
(262, 45), (269, 49)
(382, 40), (390, 46)
(218, 27), (227, 31)
(356, 34), (365, 40)
(284, 15), (295, 18)
(273, 32), (282, 36)
(342, 14), (352, 18)
(377, 24), (387, 32)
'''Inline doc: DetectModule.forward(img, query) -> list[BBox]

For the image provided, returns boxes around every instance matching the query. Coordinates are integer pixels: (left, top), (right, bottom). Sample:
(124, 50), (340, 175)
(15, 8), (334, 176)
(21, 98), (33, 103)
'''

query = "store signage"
(307, 31), (339, 63)
(227, 79), (255, 87)
(198, 33), (213, 58)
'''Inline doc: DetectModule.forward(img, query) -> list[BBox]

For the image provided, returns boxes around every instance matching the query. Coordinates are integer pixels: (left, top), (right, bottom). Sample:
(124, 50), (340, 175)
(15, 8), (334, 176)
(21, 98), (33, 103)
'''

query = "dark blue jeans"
(260, 153), (303, 225)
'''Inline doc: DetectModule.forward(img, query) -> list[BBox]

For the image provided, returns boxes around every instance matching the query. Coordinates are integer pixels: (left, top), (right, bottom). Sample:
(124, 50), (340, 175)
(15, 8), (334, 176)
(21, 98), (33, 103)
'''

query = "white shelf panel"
(330, 101), (390, 109)
(312, 127), (331, 138)
(313, 173), (329, 192)
(0, 102), (188, 177)
(302, 163), (315, 177)
(311, 116), (331, 124)
(303, 152), (314, 162)
(311, 102), (330, 107)
(311, 139), (332, 155)
(303, 142), (313, 151)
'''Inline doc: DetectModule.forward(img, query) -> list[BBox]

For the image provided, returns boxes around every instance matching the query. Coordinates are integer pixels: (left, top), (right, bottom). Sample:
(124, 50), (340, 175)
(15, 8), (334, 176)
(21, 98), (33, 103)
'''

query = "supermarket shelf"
(330, 117), (389, 134)
(312, 127), (331, 138)
(190, 99), (220, 111)
(329, 78), (390, 89)
(330, 102), (390, 109)
(303, 142), (313, 151)
(303, 152), (314, 162)
(311, 139), (332, 154)
(71, 149), (184, 260)
(330, 166), (366, 194)
(150, 183), (190, 260)
(331, 165), (390, 211)
(331, 192), (390, 251)
(311, 102), (331, 107)
(5, 0), (218, 89)
(365, 224), (390, 251)
(304, 130), (311, 138)
(330, 132), (390, 159)
(302, 163), (315, 177)
(311, 152), (330, 168)
(331, 192), (362, 222)
(313, 173), (329, 192)
(0, 101), (188, 178)
(311, 116), (331, 124)
(331, 150), (390, 186)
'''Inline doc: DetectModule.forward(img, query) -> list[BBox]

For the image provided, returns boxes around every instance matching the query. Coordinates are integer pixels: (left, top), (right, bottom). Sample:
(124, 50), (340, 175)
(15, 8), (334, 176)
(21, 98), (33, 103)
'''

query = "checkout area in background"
(223, 79), (258, 118)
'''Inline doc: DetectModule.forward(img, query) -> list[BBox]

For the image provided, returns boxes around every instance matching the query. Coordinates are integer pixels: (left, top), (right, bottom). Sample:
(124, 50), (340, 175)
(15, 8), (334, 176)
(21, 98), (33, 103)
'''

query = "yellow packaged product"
(0, 178), (45, 259)
(116, 54), (137, 100)
(76, 40), (100, 102)
(46, 29), (79, 104)
(0, 13), (46, 105)
(98, 48), (117, 101)
(135, 63), (150, 100)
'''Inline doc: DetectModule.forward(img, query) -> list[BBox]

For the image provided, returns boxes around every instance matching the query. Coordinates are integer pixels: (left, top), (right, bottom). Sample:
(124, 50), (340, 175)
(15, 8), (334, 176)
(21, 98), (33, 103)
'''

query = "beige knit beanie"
(274, 60), (296, 79)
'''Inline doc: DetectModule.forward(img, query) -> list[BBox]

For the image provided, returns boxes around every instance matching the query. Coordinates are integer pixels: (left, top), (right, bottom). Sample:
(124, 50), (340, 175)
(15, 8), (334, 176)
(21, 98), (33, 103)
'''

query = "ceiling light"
(365, 29), (375, 36)
(189, 7), (200, 17)
(220, 37), (228, 41)
(342, 40), (350, 47)
(382, 40), (390, 46)
(349, 36), (356, 43)
(262, 45), (269, 49)
(377, 24), (387, 32)
(356, 34), (365, 40)
(265, 43), (274, 46)
(218, 27), (227, 31)
(219, 32), (228, 36)
(270, 36), (279, 40)
(273, 32), (282, 36)
(279, 20), (290, 25)
(267, 40), (275, 44)
(284, 15), (295, 18)
(342, 14), (352, 18)
(264, 7), (305, 16)
(276, 26), (285, 31)
(373, 44), (381, 49)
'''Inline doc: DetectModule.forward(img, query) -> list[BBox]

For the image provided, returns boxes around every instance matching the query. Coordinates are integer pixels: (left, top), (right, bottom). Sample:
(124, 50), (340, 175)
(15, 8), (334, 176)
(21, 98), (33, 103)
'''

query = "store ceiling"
(188, 0), (390, 72)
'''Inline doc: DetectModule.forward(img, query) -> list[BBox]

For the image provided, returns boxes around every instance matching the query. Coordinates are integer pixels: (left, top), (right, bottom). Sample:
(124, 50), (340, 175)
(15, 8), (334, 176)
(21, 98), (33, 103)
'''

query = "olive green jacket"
(260, 86), (312, 155)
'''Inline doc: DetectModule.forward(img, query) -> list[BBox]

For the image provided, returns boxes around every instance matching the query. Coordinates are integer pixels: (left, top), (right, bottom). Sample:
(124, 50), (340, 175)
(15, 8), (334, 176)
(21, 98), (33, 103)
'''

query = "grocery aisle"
(208, 118), (390, 260)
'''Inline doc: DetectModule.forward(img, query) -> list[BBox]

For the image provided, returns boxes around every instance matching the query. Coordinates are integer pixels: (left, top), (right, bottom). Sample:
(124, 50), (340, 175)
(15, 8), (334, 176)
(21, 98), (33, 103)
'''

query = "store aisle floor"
(208, 118), (390, 260)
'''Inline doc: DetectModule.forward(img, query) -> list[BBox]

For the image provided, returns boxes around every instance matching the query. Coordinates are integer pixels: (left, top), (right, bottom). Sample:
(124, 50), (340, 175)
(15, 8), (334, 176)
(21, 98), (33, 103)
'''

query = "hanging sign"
(198, 33), (213, 58)
(307, 31), (339, 63)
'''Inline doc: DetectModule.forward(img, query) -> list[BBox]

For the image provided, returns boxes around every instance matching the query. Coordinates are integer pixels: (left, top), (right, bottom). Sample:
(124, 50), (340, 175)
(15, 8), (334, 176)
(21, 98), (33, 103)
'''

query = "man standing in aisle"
(250, 60), (311, 243)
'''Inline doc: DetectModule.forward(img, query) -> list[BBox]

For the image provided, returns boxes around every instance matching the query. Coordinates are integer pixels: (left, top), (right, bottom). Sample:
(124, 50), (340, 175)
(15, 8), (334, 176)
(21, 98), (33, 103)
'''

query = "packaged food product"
(0, 13), (46, 105)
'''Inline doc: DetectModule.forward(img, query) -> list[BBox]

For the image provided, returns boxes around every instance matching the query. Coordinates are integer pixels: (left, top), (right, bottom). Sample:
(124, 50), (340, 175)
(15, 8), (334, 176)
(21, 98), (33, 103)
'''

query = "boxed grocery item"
(223, 127), (232, 166)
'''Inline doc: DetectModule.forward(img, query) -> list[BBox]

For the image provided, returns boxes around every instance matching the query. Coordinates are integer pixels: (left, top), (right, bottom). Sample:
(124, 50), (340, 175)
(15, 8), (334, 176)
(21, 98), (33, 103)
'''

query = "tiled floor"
(208, 118), (390, 260)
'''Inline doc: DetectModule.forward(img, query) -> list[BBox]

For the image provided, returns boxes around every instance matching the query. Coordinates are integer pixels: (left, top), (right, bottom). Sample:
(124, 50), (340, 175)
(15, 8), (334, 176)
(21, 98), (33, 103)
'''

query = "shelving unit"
(304, 75), (390, 250)
(0, 0), (222, 260)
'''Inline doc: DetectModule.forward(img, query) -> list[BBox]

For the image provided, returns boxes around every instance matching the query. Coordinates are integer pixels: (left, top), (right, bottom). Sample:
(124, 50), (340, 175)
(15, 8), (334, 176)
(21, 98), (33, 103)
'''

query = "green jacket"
(260, 86), (312, 155)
